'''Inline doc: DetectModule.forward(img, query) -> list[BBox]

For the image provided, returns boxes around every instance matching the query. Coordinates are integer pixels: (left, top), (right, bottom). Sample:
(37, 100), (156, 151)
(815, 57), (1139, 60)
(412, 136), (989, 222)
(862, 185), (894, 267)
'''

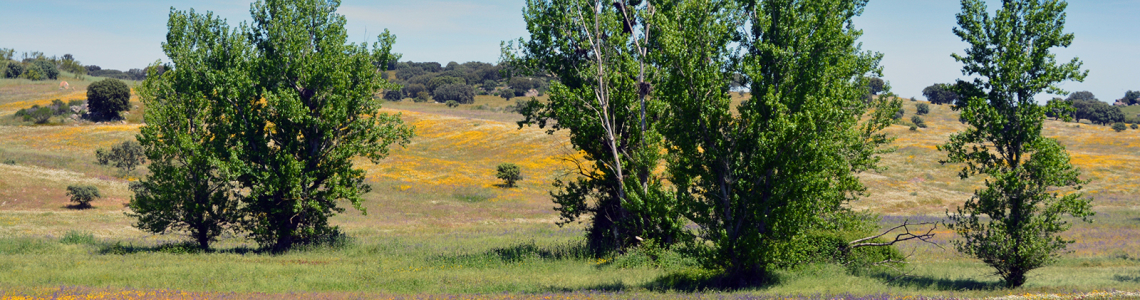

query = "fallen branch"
(848, 219), (938, 249)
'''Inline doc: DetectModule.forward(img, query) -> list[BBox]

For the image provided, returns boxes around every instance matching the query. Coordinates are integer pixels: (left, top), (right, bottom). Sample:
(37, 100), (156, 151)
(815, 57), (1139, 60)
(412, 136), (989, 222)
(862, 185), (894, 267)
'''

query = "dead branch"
(848, 219), (938, 250)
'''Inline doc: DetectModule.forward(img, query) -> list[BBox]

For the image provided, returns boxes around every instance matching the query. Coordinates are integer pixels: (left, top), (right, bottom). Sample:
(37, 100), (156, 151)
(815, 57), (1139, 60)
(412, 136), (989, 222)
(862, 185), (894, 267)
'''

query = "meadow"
(0, 79), (1138, 299)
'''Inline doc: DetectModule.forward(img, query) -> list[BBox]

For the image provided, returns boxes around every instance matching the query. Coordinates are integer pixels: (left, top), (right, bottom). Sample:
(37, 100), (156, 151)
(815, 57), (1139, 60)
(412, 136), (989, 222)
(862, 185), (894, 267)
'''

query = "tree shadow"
(433, 241), (593, 265)
(63, 204), (94, 210)
(1114, 274), (1140, 283)
(97, 241), (257, 255)
(644, 269), (779, 292)
(543, 282), (629, 293)
(869, 272), (1001, 291)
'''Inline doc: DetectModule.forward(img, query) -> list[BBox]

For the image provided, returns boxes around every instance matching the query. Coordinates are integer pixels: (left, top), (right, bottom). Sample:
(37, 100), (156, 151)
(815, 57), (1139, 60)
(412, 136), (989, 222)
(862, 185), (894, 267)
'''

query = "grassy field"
(0, 86), (1138, 299)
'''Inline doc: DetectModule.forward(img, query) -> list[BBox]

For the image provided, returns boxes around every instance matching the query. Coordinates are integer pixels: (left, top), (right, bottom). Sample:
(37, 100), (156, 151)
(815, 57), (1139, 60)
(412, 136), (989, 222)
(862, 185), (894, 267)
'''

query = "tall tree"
(241, 0), (412, 251)
(656, 0), (899, 278)
(941, 0), (1093, 288)
(505, 0), (685, 254)
(130, 9), (250, 250)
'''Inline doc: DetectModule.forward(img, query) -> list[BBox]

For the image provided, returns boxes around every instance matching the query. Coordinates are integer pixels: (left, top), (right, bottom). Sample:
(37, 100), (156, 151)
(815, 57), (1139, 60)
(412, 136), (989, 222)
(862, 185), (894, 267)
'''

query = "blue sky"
(2, 0), (1136, 101)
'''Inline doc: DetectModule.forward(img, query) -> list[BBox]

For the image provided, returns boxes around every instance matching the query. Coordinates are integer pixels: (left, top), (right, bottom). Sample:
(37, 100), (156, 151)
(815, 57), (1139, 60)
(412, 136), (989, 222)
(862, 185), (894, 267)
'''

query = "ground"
(0, 78), (1138, 299)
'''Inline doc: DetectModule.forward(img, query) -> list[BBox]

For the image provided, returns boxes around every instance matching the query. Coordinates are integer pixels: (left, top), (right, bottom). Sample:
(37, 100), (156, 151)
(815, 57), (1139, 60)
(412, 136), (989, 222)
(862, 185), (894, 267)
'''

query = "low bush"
(66, 185), (101, 208)
(916, 103), (930, 115)
(892, 108), (904, 120)
(95, 140), (146, 176)
(911, 115), (927, 128)
(414, 91), (431, 103)
(1132, 124), (1139, 130)
(60, 231), (97, 245)
(383, 90), (404, 101)
(445, 100), (459, 108)
(1113, 122), (1127, 132)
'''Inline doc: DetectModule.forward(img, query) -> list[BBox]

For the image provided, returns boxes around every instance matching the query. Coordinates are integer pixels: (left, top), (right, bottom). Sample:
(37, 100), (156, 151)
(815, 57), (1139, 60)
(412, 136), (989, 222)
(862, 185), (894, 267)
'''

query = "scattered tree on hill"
(402, 83), (426, 99)
(134, 0), (412, 252)
(1123, 90), (1140, 106)
(941, 0), (1093, 288)
(916, 103), (930, 115)
(1065, 90), (1095, 102)
(654, 0), (901, 279)
(922, 83), (959, 105)
(893, 107), (905, 120)
(433, 83), (475, 104)
(1069, 98), (1124, 125)
(868, 77), (885, 95)
(66, 185), (101, 209)
(495, 163), (522, 187)
(96, 140), (147, 176)
(506, 0), (684, 255)
(86, 78), (131, 120)
(911, 115), (927, 128)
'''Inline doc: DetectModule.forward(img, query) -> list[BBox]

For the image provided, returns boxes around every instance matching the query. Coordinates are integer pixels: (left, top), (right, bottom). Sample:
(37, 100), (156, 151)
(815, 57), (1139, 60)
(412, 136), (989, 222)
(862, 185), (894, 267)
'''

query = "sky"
(2, 0), (1136, 102)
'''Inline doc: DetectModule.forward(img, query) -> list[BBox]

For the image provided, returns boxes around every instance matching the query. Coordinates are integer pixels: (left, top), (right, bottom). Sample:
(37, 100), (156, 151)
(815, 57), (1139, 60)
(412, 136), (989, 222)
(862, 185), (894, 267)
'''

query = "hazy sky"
(2, 0), (1136, 101)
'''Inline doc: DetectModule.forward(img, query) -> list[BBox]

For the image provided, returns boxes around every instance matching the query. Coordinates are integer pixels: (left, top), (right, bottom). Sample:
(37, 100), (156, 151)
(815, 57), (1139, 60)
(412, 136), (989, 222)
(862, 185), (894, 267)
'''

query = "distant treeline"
(382, 61), (547, 104)
(1, 47), (158, 81)
(923, 83), (1140, 125)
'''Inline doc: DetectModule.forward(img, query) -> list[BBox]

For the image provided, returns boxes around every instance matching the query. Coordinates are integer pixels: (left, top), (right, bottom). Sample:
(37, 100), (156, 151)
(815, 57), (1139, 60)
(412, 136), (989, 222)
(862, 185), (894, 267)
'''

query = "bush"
(26, 106), (53, 124)
(383, 89), (404, 101)
(445, 100), (459, 108)
(892, 108), (904, 120)
(32, 60), (59, 80)
(909, 125), (917, 131)
(414, 91), (431, 103)
(433, 84), (475, 104)
(1132, 124), (1139, 130)
(4, 61), (24, 78)
(60, 230), (97, 245)
(482, 80), (498, 92)
(496, 163), (522, 188)
(916, 103), (930, 115)
(500, 89), (514, 100)
(66, 185), (101, 208)
(95, 140), (146, 176)
(403, 83), (426, 98)
(911, 115), (927, 128)
(21, 65), (43, 80)
(87, 78), (131, 120)
(1113, 122), (1127, 132)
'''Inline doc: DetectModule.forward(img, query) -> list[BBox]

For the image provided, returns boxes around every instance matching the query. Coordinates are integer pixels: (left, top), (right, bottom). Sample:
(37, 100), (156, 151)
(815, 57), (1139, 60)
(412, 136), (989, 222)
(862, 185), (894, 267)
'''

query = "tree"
(134, 0), (412, 252)
(66, 185), (101, 209)
(403, 83), (426, 98)
(916, 103), (930, 115)
(506, 0), (684, 254)
(4, 61), (22, 78)
(1065, 90), (1095, 101)
(383, 89), (404, 101)
(87, 78), (131, 120)
(32, 60), (59, 80)
(868, 77), (885, 95)
(433, 83), (475, 104)
(495, 163), (522, 187)
(95, 140), (147, 176)
(923, 83), (959, 105)
(481, 80), (498, 92)
(1070, 99), (1123, 125)
(1123, 90), (1140, 106)
(941, 0), (1094, 288)
(654, 0), (900, 278)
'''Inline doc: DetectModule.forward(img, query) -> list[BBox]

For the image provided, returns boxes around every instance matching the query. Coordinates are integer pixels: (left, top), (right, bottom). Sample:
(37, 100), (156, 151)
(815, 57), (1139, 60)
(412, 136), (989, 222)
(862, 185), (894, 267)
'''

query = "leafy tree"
(66, 185), (101, 209)
(941, 0), (1093, 288)
(1065, 90), (1095, 101)
(3, 61), (22, 78)
(916, 103), (930, 115)
(495, 163), (522, 187)
(867, 77), (885, 95)
(499, 89), (514, 101)
(1123, 90), (1140, 106)
(1113, 122), (1127, 132)
(87, 78), (131, 120)
(922, 83), (959, 105)
(507, 0), (684, 254)
(427, 76), (465, 93)
(96, 140), (147, 176)
(383, 89), (404, 101)
(481, 80), (498, 92)
(413, 91), (431, 102)
(433, 83), (475, 104)
(32, 60), (59, 80)
(134, 0), (412, 252)
(654, 0), (900, 278)
(1070, 99), (1123, 125)
(402, 83), (426, 98)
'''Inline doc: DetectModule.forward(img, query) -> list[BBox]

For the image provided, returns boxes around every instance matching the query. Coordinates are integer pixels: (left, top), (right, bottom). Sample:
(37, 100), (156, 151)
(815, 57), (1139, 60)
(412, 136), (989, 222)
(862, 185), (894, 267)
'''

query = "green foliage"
(893, 108), (905, 120)
(65, 185), (101, 208)
(25, 106), (52, 124)
(508, 0), (685, 256)
(94, 140), (146, 176)
(414, 91), (431, 102)
(427, 76), (466, 93)
(499, 88), (514, 100)
(1066, 90), (1096, 102)
(1124, 90), (1140, 106)
(495, 163), (522, 188)
(86, 78), (131, 120)
(433, 83), (475, 104)
(653, 0), (899, 278)
(942, 0), (1094, 288)
(136, 1), (412, 252)
(916, 103), (930, 115)
(481, 80), (498, 92)
(1069, 99), (1124, 125)
(59, 231), (97, 245)
(32, 60), (59, 80)
(907, 115), (925, 128)
(867, 77), (885, 95)
(4, 61), (23, 78)
(383, 89), (404, 101)
(1113, 122), (1127, 132)
(403, 83), (426, 98)
(1132, 124), (1139, 130)
(922, 83), (959, 105)
(21, 65), (43, 80)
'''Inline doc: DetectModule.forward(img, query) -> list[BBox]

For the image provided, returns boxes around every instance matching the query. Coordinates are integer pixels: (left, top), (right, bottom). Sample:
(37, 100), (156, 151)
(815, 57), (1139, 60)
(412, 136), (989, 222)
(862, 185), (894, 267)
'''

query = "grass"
(1, 87), (1139, 298)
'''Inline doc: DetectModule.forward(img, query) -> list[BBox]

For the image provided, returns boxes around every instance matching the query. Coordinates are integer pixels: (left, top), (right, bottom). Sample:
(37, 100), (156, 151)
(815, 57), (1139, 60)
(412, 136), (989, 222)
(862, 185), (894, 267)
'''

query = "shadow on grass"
(63, 204), (95, 210)
(644, 269), (779, 292)
(1114, 274), (1140, 283)
(97, 241), (258, 255)
(431, 240), (593, 266)
(870, 273), (1001, 291)
(543, 282), (629, 293)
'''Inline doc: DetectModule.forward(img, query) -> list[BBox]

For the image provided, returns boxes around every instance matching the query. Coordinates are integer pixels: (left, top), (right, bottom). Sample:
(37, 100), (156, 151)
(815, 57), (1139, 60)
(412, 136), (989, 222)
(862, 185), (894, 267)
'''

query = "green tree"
(66, 185), (101, 209)
(433, 83), (475, 104)
(1112, 122), (1127, 132)
(916, 103), (930, 115)
(95, 140), (147, 176)
(506, 0), (684, 254)
(922, 83), (959, 105)
(941, 0), (1093, 288)
(654, 0), (899, 278)
(32, 60), (59, 80)
(87, 78), (131, 120)
(1065, 90), (1095, 101)
(495, 163), (522, 187)
(240, 0), (412, 251)
(868, 77), (885, 95)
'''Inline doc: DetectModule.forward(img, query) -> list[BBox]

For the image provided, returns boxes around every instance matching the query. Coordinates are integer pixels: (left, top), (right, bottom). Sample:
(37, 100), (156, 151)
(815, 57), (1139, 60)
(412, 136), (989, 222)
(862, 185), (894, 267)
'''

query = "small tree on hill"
(867, 77), (885, 95)
(87, 78), (131, 120)
(923, 83), (959, 105)
(911, 115), (927, 128)
(942, 0), (1094, 288)
(66, 185), (101, 209)
(96, 140), (146, 176)
(495, 163), (522, 187)
(916, 103), (930, 115)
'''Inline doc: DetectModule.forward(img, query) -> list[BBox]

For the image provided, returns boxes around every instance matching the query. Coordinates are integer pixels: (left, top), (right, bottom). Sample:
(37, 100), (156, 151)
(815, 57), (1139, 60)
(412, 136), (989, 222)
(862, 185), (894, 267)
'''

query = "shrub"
(482, 80), (498, 92)
(4, 61), (23, 78)
(910, 97), (916, 102)
(87, 78), (131, 120)
(66, 185), (101, 208)
(95, 140), (146, 176)
(916, 103), (930, 115)
(433, 84), (475, 104)
(909, 125), (918, 131)
(414, 91), (431, 103)
(1113, 122), (1127, 132)
(445, 100), (459, 108)
(427, 76), (466, 93)
(32, 60), (59, 80)
(383, 89), (404, 101)
(911, 115), (927, 128)
(60, 230), (97, 245)
(403, 83), (426, 98)
(496, 163), (522, 188)
(21, 65), (43, 80)
(892, 108), (904, 120)
(26, 106), (53, 124)
(1132, 124), (1139, 130)
(500, 89), (514, 100)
